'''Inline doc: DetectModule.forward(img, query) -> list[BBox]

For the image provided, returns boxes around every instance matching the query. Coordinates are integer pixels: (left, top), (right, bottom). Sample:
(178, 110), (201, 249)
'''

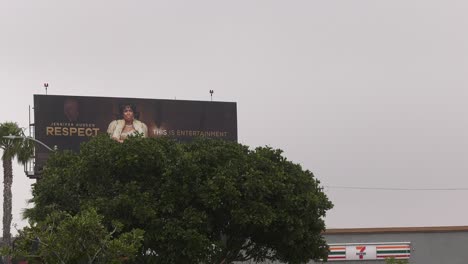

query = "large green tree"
(0, 122), (34, 251)
(25, 135), (333, 263)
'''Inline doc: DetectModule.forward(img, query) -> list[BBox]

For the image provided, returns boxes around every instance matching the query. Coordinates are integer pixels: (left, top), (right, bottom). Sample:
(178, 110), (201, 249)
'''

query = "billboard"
(34, 94), (237, 170)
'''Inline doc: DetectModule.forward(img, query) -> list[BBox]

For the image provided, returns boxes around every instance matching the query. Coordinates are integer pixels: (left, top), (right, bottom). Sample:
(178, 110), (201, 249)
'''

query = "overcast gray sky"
(1, 0), (467, 233)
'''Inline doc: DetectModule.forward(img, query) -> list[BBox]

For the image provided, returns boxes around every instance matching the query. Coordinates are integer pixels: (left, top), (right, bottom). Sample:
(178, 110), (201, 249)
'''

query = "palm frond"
(0, 122), (34, 164)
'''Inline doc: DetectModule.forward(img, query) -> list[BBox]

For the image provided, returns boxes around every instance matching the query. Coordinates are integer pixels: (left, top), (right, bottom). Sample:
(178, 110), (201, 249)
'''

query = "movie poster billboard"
(34, 94), (237, 171)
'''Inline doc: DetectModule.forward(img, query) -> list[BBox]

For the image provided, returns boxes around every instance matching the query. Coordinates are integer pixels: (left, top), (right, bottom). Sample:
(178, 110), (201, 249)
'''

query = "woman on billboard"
(107, 103), (148, 142)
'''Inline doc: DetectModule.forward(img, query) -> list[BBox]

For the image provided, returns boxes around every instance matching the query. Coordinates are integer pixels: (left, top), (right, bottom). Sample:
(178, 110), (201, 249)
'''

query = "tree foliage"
(25, 135), (333, 263)
(7, 208), (144, 263)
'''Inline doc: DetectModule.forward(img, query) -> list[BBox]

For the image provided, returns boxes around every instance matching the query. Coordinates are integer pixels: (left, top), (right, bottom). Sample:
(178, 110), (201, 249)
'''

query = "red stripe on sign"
(328, 256), (346, 259)
(377, 254), (410, 259)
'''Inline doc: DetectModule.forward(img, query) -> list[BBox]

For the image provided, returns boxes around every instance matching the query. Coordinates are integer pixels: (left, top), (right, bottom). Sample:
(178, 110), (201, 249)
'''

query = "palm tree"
(0, 122), (34, 252)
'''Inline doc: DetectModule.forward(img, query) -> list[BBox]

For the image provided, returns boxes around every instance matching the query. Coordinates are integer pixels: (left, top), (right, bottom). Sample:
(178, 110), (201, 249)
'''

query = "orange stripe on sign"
(330, 247), (346, 250)
(377, 246), (410, 249)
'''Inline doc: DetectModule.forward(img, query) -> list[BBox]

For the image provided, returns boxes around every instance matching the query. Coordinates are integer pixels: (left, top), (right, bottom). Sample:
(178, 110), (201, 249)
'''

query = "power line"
(325, 186), (468, 191)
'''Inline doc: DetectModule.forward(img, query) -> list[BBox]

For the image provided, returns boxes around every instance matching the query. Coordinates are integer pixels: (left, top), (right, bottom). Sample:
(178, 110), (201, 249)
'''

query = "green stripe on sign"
(377, 250), (410, 254)
(329, 251), (346, 255)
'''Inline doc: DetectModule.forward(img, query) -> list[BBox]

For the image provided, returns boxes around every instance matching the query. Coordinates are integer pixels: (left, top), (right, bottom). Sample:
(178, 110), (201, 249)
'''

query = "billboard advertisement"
(34, 94), (237, 170)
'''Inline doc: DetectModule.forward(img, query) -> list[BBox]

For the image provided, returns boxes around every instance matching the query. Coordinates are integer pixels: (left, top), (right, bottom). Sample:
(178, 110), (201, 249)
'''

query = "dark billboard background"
(34, 94), (237, 170)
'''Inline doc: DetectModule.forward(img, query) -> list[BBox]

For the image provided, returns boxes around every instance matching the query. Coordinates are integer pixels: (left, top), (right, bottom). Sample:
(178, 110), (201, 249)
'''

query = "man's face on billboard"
(123, 106), (134, 122)
(64, 99), (79, 122)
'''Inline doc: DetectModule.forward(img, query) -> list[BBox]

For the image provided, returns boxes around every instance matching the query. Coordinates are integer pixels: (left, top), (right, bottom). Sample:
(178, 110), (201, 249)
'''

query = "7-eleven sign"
(346, 245), (377, 260)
